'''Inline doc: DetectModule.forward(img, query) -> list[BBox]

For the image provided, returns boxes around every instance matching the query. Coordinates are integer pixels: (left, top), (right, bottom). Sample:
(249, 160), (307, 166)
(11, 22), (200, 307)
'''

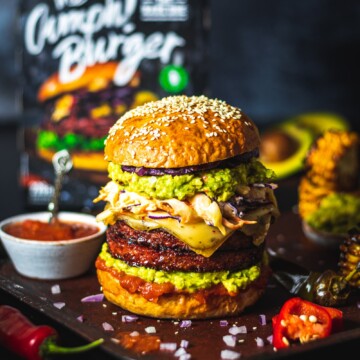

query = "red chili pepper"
(0, 305), (104, 360)
(272, 297), (343, 349)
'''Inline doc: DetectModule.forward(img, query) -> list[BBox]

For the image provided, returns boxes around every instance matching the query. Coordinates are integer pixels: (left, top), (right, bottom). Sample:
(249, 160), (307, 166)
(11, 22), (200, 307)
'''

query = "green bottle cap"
(159, 65), (189, 93)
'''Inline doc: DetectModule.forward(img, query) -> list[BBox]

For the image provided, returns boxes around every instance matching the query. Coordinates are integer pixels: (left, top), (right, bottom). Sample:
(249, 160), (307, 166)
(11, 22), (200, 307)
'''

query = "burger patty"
(106, 221), (264, 272)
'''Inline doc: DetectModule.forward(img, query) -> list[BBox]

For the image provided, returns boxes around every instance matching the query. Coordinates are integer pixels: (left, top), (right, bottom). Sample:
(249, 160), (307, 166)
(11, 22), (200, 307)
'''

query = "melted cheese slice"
(94, 181), (278, 257)
(119, 214), (234, 257)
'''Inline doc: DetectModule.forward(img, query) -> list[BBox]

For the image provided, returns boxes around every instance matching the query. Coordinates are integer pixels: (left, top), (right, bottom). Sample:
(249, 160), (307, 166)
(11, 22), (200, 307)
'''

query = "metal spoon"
(48, 150), (73, 223)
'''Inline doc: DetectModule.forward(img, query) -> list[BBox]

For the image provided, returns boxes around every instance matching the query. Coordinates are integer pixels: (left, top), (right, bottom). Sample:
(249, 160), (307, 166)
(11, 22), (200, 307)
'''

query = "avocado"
(259, 112), (349, 180)
(108, 158), (276, 202)
(284, 112), (349, 136)
(259, 123), (313, 180)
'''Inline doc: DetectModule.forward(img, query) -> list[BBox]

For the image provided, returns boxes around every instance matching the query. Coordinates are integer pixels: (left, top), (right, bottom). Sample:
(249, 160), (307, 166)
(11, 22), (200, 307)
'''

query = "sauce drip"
(4, 219), (99, 241)
(114, 332), (160, 354)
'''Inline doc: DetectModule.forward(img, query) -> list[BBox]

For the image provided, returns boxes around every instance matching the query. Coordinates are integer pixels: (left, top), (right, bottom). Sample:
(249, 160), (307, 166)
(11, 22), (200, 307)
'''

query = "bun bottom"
(96, 267), (269, 319)
(37, 148), (107, 172)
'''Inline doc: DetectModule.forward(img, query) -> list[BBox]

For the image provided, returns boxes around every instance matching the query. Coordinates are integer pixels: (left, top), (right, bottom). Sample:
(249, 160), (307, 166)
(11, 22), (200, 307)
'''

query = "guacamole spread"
(99, 243), (260, 293)
(108, 158), (276, 202)
(306, 193), (360, 234)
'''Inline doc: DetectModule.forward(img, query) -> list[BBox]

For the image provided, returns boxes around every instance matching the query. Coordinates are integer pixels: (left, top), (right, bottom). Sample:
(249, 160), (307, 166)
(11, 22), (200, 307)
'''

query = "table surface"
(0, 124), (359, 359)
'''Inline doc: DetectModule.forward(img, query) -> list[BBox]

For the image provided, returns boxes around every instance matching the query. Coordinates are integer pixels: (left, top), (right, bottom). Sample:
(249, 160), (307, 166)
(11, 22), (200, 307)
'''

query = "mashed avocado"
(306, 193), (360, 234)
(108, 158), (276, 202)
(99, 243), (260, 293)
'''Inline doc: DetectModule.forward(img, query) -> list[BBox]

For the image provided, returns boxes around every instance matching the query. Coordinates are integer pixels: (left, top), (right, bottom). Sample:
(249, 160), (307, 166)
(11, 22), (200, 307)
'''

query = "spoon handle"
(48, 150), (73, 223)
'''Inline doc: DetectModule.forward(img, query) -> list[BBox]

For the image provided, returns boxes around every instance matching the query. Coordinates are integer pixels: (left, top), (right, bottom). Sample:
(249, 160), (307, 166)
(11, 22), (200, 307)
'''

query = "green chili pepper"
(267, 249), (356, 307)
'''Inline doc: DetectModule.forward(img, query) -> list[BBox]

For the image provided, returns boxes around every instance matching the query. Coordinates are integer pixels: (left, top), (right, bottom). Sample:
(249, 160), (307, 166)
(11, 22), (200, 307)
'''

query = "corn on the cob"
(298, 130), (359, 220)
(338, 226), (360, 288)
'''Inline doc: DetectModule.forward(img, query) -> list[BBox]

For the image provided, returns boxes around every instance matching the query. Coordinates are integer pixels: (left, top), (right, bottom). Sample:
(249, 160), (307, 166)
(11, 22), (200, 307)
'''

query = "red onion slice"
(259, 314), (266, 326)
(223, 335), (236, 347)
(179, 320), (192, 328)
(53, 302), (65, 309)
(179, 354), (192, 360)
(180, 339), (189, 348)
(148, 214), (181, 222)
(145, 326), (156, 334)
(122, 314), (139, 323)
(255, 337), (265, 347)
(267, 335), (273, 344)
(220, 320), (229, 327)
(121, 149), (259, 176)
(159, 342), (177, 351)
(51, 284), (61, 295)
(220, 349), (241, 360)
(81, 293), (104, 302)
(229, 325), (247, 335)
(102, 322), (114, 331)
(174, 347), (187, 357)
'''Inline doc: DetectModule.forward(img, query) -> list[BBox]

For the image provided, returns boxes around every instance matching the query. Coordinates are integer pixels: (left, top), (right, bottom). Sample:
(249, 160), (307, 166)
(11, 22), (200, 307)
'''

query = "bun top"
(105, 95), (260, 168)
(38, 62), (139, 102)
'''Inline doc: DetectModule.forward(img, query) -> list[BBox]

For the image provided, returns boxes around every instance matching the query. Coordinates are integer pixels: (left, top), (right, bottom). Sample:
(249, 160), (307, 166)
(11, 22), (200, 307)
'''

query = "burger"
(36, 62), (157, 172)
(94, 95), (279, 319)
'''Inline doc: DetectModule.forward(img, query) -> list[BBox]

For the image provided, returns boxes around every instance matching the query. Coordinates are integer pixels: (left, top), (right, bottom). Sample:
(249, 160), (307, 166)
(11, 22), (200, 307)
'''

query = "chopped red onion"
(102, 322), (114, 331)
(222, 335), (236, 347)
(229, 325), (247, 335)
(122, 314), (139, 323)
(259, 314), (266, 326)
(220, 320), (229, 327)
(174, 347), (187, 357)
(180, 339), (189, 348)
(266, 183), (278, 190)
(145, 326), (156, 334)
(252, 183), (278, 190)
(148, 214), (180, 222)
(51, 284), (61, 295)
(220, 349), (241, 360)
(179, 320), (192, 328)
(53, 302), (65, 309)
(81, 293), (104, 302)
(179, 353), (192, 360)
(76, 315), (84, 323)
(255, 337), (265, 347)
(267, 335), (273, 344)
(357, 301), (360, 309)
(159, 342), (177, 351)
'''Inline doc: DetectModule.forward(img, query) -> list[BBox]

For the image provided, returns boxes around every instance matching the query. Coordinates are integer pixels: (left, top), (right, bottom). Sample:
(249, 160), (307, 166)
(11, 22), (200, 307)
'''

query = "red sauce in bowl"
(4, 219), (99, 241)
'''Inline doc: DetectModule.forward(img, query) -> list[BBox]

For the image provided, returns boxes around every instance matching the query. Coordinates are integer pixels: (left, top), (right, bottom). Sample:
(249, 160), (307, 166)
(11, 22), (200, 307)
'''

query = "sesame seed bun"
(104, 95), (261, 168)
(96, 265), (270, 319)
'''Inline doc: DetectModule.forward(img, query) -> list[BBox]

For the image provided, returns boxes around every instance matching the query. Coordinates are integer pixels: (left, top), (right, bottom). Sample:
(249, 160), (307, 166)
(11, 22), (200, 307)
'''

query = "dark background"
(0, 2), (360, 358)
(1, 0), (360, 220)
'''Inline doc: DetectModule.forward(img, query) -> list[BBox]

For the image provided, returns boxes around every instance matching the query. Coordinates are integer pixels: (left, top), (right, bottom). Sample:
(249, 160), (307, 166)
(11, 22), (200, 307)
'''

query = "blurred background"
(0, 0), (360, 219)
(1, 0), (360, 128)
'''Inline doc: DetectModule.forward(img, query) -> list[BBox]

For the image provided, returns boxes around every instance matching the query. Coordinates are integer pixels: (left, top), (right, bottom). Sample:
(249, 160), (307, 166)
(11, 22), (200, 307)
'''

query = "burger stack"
(93, 95), (279, 319)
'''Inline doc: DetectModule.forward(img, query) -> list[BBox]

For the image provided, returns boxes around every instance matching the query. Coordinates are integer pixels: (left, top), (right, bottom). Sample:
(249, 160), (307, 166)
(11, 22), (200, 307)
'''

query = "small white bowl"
(0, 212), (106, 280)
